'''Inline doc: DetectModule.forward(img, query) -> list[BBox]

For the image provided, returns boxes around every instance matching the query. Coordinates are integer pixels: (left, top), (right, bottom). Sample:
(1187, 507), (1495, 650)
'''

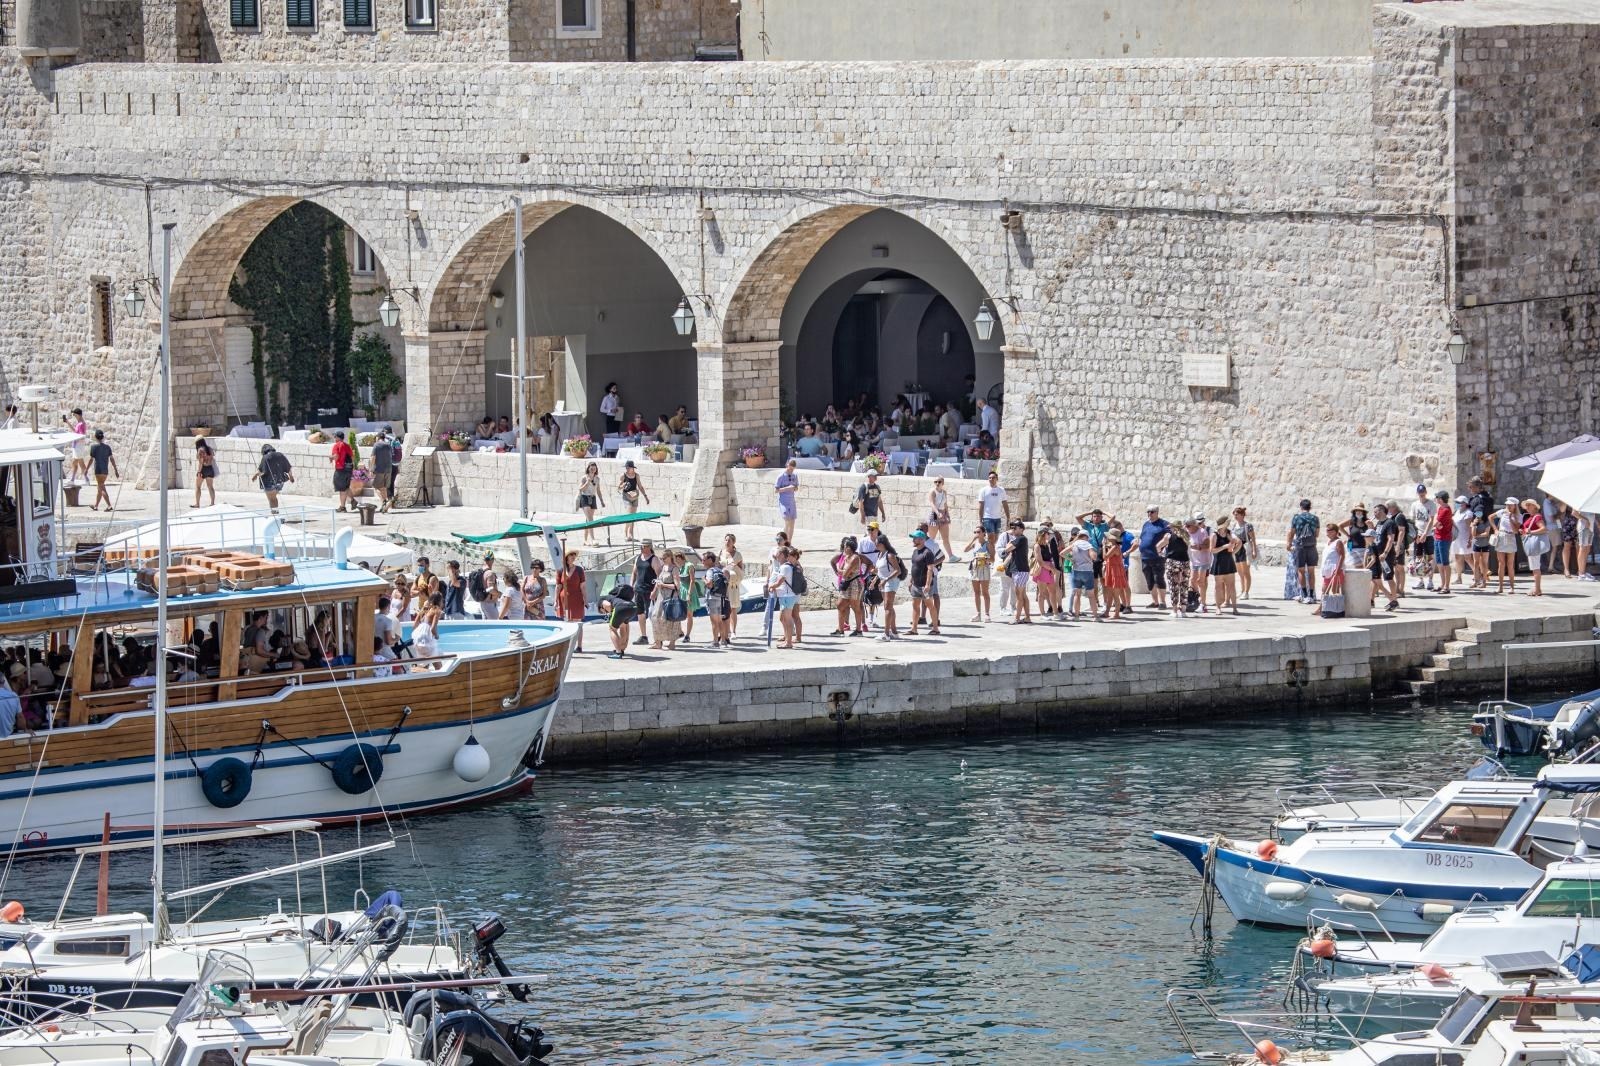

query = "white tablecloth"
(228, 423), (273, 439)
(551, 412), (585, 440)
(905, 391), (931, 414)
(793, 457), (832, 471)
(888, 450), (922, 475)
(616, 446), (646, 465)
(925, 461), (963, 480)
(279, 429), (309, 444)
(602, 434), (629, 456)
(964, 459), (996, 480)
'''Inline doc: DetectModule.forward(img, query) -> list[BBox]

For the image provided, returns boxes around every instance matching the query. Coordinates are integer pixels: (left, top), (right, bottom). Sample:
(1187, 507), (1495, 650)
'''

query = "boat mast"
(152, 221), (175, 942)
(514, 196), (528, 519)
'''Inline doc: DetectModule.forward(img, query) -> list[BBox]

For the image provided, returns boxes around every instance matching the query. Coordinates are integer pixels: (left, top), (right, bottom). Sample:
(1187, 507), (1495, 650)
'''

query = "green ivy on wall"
(348, 331), (403, 418)
(228, 203), (356, 426)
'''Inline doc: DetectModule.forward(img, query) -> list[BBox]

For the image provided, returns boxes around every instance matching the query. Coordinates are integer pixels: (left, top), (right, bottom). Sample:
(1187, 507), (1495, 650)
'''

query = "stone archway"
(165, 196), (399, 431)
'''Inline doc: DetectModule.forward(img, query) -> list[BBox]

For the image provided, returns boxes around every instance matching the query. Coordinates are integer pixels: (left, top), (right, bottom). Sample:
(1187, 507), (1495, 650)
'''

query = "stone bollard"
(1343, 568), (1374, 619)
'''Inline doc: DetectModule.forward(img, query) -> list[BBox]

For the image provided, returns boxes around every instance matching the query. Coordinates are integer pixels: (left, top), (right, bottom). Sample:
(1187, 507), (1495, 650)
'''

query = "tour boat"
(0, 426), (575, 854)
(1154, 766), (1600, 937)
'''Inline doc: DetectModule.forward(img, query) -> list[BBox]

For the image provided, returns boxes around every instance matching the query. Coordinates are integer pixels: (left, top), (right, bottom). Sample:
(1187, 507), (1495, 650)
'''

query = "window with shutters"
(344, 0), (373, 28)
(229, 0), (259, 28)
(90, 278), (113, 351)
(406, 0), (436, 28)
(286, 0), (315, 29)
(556, 0), (599, 37)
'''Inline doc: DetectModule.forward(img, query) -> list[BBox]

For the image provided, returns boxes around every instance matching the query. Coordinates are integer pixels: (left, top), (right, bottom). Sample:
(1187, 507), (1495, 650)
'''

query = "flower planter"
(647, 453), (671, 464)
(448, 440), (469, 452)
(743, 456), (766, 469)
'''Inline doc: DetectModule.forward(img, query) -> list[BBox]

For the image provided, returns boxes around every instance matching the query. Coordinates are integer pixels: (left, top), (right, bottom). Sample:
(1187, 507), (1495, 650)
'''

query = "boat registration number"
(45, 984), (96, 997)
(1424, 853), (1473, 869)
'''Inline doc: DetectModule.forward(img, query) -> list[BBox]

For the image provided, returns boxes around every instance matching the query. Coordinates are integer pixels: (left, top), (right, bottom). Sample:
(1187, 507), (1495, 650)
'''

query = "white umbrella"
(1538, 454), (1600, 513)
(1509, 434), (1600, 471)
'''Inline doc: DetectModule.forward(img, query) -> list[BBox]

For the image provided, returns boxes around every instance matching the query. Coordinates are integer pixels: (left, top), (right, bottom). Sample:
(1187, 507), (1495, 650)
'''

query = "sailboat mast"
(151, 221), (175, 939)
(514, 196), (528, 519)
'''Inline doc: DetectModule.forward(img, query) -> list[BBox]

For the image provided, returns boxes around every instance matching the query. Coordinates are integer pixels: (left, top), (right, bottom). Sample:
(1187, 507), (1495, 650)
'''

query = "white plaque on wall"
(1182, 352), (1232, 389)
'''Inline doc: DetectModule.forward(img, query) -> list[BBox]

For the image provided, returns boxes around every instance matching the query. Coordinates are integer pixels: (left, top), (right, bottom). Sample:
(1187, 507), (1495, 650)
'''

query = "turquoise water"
(2, 702), (1494, 1064)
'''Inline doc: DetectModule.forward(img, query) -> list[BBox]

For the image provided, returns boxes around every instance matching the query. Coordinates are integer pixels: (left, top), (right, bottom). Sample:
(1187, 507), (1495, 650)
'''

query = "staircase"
(1401, 620), (1495, 699)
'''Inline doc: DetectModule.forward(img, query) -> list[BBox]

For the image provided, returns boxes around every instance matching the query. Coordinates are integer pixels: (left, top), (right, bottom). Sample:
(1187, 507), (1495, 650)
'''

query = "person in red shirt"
(1431, 489), (1454, 595)
(330, 430), (355, 513)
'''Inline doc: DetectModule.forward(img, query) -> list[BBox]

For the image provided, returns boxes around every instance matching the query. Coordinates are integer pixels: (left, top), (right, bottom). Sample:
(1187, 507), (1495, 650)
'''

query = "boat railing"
(64, 504), (346, 569)
(406, 905), (454, 946)
(1164, 989), (1374, 1062)
(1274, 781), (1438, 820)
(0, 986), (188, 1033)
(73, 654), (463, 721)
(1304, 908), (1400, 948)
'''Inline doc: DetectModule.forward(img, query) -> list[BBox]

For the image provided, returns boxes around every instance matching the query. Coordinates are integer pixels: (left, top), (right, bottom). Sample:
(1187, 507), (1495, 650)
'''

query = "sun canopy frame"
(453, 511), (671, 544)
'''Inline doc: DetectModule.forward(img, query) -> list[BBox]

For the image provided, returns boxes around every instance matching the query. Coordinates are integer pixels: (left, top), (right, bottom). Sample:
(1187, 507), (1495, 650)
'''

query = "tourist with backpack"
(253, 444), (295, 513)
(830, 537), (868, 637)
(702, 552), (731, 647)
(767, 546), (799, 649)
(467, 553), (496, 617)
(1286, 499), (1320, 604)
(874, 532), (907, 641)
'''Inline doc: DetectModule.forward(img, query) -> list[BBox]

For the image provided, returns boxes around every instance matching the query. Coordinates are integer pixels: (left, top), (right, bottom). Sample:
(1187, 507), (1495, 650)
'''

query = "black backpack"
(790, 564), (808, 596)
(467, 567), (489, 602)
(893, 554), (908, 581)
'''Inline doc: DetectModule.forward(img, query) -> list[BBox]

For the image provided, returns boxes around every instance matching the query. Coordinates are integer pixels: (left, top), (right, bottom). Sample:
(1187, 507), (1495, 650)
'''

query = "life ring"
(330, 744), (384, 795)
(200, 758), (253, 809)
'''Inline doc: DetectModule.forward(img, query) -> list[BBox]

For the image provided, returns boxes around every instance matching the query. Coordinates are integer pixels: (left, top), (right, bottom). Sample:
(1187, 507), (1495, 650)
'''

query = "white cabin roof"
(0, 429), (78, 460)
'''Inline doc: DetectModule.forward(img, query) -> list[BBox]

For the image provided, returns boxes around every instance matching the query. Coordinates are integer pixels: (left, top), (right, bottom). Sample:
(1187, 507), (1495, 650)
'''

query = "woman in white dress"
(1312, 525), (1345, 616)
(411, 593), (443, 661)
(498, 568), (527, 620)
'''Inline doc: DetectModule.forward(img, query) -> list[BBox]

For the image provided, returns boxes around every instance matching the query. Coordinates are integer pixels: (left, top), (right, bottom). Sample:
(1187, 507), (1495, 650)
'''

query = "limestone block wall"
(175, 0), (513, 61)
(79, 0), (145, 61)
(508, 0), (733, 60)
(428, 450), (695, 518)
(16, 2), (1599, 534)
(1445, 17), (1600, 499)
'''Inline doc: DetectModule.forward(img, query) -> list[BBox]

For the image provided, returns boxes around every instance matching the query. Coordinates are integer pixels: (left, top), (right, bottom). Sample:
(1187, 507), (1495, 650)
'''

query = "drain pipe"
(625, 0), (636, 60)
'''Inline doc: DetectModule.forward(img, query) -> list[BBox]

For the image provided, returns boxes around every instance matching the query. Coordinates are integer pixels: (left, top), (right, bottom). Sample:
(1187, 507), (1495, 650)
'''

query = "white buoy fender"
(452, 735), (492, 782)
(1333, 892), (1380, 912)
(1265, 881), (1309, 902)
(1418, 903), (1456, 922)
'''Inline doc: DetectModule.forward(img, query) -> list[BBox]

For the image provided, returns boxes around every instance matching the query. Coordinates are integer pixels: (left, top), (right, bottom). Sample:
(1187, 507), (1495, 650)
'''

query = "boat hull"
(1153, 831), (1530, 937)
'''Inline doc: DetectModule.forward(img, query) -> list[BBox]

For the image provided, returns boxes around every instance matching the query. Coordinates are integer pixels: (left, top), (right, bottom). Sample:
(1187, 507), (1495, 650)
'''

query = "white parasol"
(1538, 453), (1600, 513)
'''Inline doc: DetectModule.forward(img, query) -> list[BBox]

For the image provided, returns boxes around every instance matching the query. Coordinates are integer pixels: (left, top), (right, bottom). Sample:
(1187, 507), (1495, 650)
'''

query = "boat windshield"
(164, 952), (252, 1033)
(1435, 991), (1491, 1044)
(1411, 802), (1521, 847)
(1399, 796), (1447, 837)
(1523, 877), (1600, 918)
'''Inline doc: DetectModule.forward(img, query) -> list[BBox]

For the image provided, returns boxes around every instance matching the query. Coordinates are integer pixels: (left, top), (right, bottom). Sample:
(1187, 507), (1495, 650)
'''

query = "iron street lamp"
(1447, 331), (1468, 366)
(377, 295), (400, 329)
(122, 285), (146, 319)
(671, 298), (696, 338)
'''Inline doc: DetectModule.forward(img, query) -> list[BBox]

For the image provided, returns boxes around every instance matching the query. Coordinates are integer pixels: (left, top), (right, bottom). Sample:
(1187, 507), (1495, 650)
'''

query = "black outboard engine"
(472, 915), (529, 1002)
(1553, 700), (1600, 757)
(405, 989), (552, 1066)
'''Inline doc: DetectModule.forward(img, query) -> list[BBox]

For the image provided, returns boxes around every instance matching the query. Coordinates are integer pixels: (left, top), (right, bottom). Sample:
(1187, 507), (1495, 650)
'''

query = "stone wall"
(549, 605), (1600, 761)
(79, 0), (145, 61)
(1446, 18), (1600, 500)
(725, 466), (994, 533)
(508, 0), (734, 61)
(9, 1), (1600, 533)
(180, 0), (513, 61)
(429, 449), (696, 517)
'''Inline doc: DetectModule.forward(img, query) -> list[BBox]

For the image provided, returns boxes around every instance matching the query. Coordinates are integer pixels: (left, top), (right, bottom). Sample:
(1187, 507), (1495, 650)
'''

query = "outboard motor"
(473, 915), (530, 1002)
(405, 989), (552, 1066)
(1552, 700), (1600, 757)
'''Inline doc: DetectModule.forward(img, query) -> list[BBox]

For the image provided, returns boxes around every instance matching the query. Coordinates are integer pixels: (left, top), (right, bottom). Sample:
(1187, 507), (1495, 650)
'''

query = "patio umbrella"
(1508, 434), (1600, 471)
(1538, 453), (1600, 513)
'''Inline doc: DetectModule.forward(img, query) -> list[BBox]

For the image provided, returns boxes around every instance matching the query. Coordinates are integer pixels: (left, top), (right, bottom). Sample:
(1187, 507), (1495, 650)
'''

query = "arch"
(425, 193), (694, 334)
(717, 203), (1010, 347)
(165, 194), (399, 429)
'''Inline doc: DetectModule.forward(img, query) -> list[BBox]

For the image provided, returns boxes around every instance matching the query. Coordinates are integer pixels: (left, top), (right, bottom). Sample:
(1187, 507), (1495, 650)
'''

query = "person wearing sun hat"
(1492, 495), (1521, 595)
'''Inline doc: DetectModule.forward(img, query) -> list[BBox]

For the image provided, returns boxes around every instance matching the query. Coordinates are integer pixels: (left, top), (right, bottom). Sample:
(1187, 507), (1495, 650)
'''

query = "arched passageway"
(166, 198), (403, 431)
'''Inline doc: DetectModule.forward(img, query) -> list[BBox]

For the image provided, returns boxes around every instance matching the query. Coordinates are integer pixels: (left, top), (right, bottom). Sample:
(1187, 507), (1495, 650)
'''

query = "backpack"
(893, 554), (908, 581)
(467, 568), (489, 602)
(706, 567), (728, 597)
(790, 564), (808, 596)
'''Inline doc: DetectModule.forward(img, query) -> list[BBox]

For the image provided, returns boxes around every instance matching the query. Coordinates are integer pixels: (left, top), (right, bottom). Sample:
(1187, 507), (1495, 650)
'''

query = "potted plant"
(966, 446), (998, 461)
(739, 443), (766, 469)
(307, 429), (329, 445)
(440, 430), (471, 452)
(644, 442), (673, 463)
(862, 451), (889, 474)
(563, 434), (594, 458)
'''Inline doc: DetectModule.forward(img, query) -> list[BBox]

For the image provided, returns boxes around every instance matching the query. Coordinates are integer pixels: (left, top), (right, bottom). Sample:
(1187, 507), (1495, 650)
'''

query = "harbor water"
(5, 701), (1495, 1064)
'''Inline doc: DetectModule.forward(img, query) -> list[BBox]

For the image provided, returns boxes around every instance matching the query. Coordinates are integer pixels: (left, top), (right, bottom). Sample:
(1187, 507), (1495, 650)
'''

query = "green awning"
(452, 511), (671, 544)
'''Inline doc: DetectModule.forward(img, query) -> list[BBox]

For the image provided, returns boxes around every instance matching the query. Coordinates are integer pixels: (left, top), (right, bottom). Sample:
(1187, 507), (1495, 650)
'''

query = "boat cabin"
(0, 430), (79, 604)
(1392, 769), (1600, 862)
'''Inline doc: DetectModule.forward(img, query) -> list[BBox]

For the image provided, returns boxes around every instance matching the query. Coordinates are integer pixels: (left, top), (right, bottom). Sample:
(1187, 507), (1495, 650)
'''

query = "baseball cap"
(1191, 511), (1206, 521)
(1505, 496), (1520, 506)
(1455, 495), (1468, 504)
(1074, 528), (1089, 538)
(1415, 483), (1427, 493)
(909, 530), (928, 540)
(867, 519), (881, 529)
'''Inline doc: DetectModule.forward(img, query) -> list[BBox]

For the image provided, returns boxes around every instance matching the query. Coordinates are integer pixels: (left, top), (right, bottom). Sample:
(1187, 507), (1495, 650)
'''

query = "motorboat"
(1474, 688), (1600, 758)
(1154, 765), (1600, 937)
(1298, 854), (1600, 980)
(1170, 983), (1600, 1065)
(1306, 950), (1589, 1036)
(0, 949), (552, 1066)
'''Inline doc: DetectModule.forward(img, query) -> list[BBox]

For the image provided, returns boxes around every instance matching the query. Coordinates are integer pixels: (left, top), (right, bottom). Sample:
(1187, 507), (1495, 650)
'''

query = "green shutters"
(344, 0), (372, 27)
(229, 0), (258, 28)
(285, 0), (315, 28)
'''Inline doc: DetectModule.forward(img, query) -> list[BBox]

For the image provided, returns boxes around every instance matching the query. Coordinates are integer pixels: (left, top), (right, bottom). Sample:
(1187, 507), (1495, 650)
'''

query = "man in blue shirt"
(0, 675), (19, 737)
(1137, 506), (1170, 610)
(793, 424), (825, 458)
